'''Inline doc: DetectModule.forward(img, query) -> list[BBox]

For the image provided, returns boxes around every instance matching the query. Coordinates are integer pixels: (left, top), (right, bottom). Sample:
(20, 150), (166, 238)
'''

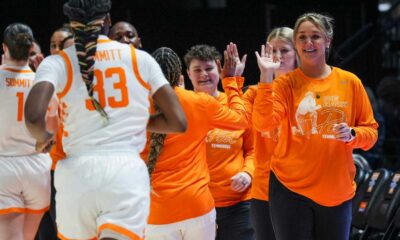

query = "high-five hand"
(218, 43), (237, 79)
(255, 43), (280, 83)
(227, 42), (247, 77)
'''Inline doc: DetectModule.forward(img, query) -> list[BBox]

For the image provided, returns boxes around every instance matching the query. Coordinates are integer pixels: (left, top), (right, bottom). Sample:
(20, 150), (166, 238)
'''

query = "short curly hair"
(183, 44), (221, 69)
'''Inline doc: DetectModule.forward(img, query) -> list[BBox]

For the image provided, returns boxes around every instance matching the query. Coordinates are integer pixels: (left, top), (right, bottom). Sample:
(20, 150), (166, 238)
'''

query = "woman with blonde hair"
(253, 12), (378, 240)
(246, 26), (297, 240)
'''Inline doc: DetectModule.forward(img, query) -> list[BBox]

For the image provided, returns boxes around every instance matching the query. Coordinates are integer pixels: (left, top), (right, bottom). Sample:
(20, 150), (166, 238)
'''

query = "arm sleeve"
(253, 81), (287, 132)
(135, 50), (168, 95)
(346, 79), (379, 150)
(207, 77), (249, 130)
(243, 85), (257, 125)
(241, 127), (255, 177)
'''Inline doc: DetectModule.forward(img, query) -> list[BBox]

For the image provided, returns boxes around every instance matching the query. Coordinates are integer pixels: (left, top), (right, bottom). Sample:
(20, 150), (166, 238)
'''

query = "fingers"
(36, 139), (55, 153)
(43, 140), (55, 153)
(241, 54), (247, 65)
(266, 42), (273, 58)
(255, 51), (261, 60)
(261, 45), (266, 57)
(332, 123), (351, 142)
(230, 172), (251, 192)
(216, 59), (222, 73)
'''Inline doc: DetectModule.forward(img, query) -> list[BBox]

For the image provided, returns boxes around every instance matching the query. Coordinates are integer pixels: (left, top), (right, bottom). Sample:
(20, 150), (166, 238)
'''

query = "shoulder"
(332, 67), (363, 86)
(37, 54), (66, 73)
(332, 67), (358, 78)
(132, 47), (154, 61)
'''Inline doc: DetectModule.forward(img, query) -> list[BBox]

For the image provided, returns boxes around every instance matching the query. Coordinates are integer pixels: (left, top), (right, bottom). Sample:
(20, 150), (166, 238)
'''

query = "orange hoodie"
(141, 77), (249, 224)
(253, 67), (378, 206)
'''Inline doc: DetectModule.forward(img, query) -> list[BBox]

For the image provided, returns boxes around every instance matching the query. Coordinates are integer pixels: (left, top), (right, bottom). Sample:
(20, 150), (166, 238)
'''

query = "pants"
(250, 199), (276, 240)
(269, 172), (352, 240)
(216, 200), (254, 240)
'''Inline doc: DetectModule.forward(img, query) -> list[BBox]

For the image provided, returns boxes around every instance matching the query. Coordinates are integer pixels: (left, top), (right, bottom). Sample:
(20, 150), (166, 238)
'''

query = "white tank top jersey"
(34, 35), (168, 155)
(0, 66), (37, 156)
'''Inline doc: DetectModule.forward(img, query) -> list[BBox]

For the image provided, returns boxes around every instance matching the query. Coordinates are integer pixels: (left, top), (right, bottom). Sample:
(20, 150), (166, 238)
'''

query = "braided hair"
(147, 47), (182, 176)
(63, 0), (112, 120)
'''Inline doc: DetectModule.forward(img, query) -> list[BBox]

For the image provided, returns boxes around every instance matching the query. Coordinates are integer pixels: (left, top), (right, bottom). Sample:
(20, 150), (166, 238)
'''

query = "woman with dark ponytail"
(141, 46), (249, 239)
(0, 23), (52, 240)
(24, 0), (186, 239)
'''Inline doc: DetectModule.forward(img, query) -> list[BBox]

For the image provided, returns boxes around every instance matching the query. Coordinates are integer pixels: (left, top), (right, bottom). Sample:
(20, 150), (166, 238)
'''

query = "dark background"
(0, 0), (382, 89)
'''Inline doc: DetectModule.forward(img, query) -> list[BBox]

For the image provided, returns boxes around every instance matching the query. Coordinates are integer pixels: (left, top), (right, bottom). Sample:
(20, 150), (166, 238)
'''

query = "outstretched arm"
(147, 84), (187, 133)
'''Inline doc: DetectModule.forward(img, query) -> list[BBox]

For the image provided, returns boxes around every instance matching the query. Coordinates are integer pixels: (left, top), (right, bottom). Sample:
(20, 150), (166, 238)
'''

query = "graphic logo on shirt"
(292, 91), (321, 138)
(261, 128), (280, 142)
(292, 93), (347, 139)
(206, 129), (239, 149)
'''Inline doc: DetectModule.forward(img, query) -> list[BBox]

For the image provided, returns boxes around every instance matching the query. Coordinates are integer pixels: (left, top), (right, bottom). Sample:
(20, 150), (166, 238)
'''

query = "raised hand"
(218, 43), (237, 79)
(227, 42), (247, 77)
(255, 43), (280, 83)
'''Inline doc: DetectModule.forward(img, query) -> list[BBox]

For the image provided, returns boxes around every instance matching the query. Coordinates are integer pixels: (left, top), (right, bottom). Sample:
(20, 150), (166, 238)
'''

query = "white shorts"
(55, 151), (150, 239)
(0, 154), (51, 214)
(145, 209), (216, 240)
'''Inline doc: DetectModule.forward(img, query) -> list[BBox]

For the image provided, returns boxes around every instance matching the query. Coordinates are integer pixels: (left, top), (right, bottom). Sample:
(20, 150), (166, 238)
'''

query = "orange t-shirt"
(244, 86), (277, 201)
(141, 77), (249, 224)
(253, 67), (378, 206)
(206, 90), (255, 207)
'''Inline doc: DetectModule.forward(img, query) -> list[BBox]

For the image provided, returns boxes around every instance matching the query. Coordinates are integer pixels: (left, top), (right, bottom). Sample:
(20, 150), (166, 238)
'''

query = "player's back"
(0, 66), (36, 156)
(35, 36), (167, 154)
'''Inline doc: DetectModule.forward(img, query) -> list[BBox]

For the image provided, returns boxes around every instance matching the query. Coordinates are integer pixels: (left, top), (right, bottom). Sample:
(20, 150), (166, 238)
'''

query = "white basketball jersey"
(35, 35), (168, 154)
(0, 66), (36, 156)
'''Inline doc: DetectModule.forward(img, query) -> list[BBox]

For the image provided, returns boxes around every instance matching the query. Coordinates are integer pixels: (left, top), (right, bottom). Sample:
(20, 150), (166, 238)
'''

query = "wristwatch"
(350, 128), (356, 138)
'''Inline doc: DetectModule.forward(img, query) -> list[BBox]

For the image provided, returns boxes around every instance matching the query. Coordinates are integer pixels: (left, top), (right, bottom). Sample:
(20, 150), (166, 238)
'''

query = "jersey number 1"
(16, 92), (24, 122)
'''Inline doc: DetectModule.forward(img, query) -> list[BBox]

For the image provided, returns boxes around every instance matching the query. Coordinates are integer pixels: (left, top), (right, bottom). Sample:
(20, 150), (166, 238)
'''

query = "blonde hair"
(293, 12), (334, 41)
(267, 27), (298, 68)
(267, 27), (294, 44)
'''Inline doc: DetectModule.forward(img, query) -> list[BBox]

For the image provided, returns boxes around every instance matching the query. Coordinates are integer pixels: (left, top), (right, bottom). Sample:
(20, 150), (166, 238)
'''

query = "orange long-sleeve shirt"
(253, 67), (378, 206)
(206, 89), (255, 207)
(244, 86), (276, 201)
(141, 77), (249, 224)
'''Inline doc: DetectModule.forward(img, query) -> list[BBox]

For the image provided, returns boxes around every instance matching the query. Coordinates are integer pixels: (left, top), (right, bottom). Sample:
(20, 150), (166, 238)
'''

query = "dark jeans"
(250, 199), (276, 240)
(36, 170), (58, 240)
(216, 200), (254, 240)
(269, 172), (352, 240)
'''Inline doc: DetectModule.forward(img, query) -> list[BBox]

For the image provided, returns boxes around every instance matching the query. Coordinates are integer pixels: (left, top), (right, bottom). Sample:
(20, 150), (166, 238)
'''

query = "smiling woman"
(252, 12), (379, 240)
